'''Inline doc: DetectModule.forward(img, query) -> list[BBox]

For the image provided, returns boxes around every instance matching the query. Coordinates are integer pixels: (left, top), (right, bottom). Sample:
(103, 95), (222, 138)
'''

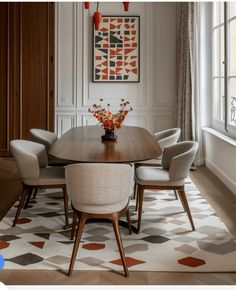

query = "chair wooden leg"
(173, 190), (178, 200)
(126, 208), (132, 235)
(137, 186), (144, 233)
(71, 211), (77, 240)
(32, 188), (38, 199)
(178, 189), (195, 231)
(68, 214), (86, 276)
(133, 181), (137, 200)
(62, 186), (69, 227)
(24, 188), (33, 209)
(177, 190), (186, 212)
(13, 187), (29, 227)
(111, 216), (129, 277)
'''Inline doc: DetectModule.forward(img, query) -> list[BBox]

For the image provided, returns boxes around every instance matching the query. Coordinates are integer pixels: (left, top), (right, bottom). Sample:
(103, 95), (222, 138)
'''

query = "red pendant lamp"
(123, 2), (130, 12)
(84, 2), (90, 9)
(93, 2), (102, 31)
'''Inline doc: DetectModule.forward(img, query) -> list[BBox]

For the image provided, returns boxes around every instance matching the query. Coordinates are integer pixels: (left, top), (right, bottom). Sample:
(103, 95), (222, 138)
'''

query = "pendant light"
(123, 2), (130, 12)
(93, 2), (102, 31)
(84, 2), (90, 9)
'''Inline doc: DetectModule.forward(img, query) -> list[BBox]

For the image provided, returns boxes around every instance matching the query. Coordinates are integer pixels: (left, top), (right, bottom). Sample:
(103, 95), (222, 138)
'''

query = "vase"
(101, 129), (117, 141)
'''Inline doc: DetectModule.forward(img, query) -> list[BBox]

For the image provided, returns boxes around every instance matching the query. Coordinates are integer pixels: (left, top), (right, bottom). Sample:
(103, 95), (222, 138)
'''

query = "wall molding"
(205, 158), (236, 195)
(55, 2), (177, 136)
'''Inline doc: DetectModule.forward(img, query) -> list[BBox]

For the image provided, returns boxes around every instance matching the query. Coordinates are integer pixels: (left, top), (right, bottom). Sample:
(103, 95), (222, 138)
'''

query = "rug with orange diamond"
(0, 177), (236, 272)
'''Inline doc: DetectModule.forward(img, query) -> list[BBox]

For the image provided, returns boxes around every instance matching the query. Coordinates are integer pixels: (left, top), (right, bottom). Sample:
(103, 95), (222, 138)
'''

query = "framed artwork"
(93, 16), (140, 82)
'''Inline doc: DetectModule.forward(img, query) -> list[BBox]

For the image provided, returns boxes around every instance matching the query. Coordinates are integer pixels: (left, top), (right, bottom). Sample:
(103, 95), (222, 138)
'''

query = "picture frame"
(93, 15), (140, 83)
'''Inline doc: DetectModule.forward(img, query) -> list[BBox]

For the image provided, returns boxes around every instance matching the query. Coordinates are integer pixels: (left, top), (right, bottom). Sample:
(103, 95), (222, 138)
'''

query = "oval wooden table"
(50, 125), (162, 233)
(50, 125), (162, 163)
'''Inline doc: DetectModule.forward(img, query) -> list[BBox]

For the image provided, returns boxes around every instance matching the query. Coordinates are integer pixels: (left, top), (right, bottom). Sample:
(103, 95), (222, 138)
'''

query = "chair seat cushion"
(135, 167), (184, 186)
(23, 166), (65, 186)
(135, 158), (161, 166)
(72, 198), (129, 214)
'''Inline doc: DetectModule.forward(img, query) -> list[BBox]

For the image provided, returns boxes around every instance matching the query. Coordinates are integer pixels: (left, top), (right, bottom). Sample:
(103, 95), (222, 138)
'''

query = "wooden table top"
(49, 125), (162, 163)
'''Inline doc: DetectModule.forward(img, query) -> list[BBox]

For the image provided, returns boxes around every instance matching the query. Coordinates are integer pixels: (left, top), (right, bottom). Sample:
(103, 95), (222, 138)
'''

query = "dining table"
(49, 125), (162, 234)
(49, 125), (162, 163)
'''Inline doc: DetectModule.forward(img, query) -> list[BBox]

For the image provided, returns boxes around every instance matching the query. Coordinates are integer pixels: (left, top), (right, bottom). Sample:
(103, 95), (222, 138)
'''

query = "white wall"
(55, 2), (177, 136)
(203, 129), (236, 194)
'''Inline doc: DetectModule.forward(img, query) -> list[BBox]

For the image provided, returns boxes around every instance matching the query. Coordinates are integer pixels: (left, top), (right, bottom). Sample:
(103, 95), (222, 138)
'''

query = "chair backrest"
(65, 163), (133, 206)
(162, 141), (198, 181)
(10, 140), (48, 180)
(153, 128), (181, 150)
(30, 129), (58, 153)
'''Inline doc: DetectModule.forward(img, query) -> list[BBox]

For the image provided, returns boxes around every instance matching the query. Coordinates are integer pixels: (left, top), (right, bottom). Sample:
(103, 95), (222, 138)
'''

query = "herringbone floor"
(0, 158), (236, 285)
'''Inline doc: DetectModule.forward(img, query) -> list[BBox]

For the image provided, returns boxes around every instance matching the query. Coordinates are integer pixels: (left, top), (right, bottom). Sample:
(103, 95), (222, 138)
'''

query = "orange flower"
(88, 99), (132, 130)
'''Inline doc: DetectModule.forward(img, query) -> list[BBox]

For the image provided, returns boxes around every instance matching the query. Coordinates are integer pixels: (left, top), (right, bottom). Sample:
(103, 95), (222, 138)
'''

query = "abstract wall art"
(93, 16), (140, 82)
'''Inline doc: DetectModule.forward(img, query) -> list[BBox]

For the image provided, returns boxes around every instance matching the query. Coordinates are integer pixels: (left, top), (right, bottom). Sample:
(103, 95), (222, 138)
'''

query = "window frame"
(212, 2), (236, 139)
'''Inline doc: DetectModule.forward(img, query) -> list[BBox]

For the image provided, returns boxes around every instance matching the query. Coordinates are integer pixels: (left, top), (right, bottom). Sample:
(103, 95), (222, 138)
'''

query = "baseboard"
(205, 158), (236, 195)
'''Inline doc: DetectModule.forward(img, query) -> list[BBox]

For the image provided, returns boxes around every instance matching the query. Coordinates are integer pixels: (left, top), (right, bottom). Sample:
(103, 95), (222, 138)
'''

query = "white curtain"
(176, 2), (205, 166)
(176, 2), (195, 141)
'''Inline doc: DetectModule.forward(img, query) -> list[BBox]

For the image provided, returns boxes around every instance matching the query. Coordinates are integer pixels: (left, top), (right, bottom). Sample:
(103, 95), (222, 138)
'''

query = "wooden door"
(0, 3), (54, 156)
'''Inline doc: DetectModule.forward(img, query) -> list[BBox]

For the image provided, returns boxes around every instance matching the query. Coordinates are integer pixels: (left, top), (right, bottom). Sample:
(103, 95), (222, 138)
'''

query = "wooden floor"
(0, 158), (236, 285)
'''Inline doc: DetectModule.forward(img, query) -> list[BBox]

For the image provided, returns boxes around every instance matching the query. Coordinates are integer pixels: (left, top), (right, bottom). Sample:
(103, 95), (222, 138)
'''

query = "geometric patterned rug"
(0, 177), (236, 272)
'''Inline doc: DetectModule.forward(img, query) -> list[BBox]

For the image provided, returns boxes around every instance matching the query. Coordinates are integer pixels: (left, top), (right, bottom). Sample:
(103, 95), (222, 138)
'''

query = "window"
(212, 2), (236, 137)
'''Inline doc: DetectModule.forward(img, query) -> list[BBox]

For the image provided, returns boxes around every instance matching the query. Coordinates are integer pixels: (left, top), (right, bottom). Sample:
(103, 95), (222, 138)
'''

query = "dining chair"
(30, 128), (72, 167)
(10, 140), (69, 227)
(135, 141), (198, 233)
(135, 128), (181, 167)
(134, 128), (181, 202)
(65, 163), (134, 277)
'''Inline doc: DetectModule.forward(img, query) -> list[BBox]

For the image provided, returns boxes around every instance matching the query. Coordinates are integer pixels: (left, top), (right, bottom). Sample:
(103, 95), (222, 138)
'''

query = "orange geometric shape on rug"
(15, 218), (31, 224)
(0, 242), (10, 250)
(178, 257), (206, 267)
(82, 243), (105, 251)
(110, 257), (145, 267)
(30, 242), (45, 249)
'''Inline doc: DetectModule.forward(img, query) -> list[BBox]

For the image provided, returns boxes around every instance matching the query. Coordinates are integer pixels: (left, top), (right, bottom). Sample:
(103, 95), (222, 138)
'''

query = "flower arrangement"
(88, 99), (133, 131)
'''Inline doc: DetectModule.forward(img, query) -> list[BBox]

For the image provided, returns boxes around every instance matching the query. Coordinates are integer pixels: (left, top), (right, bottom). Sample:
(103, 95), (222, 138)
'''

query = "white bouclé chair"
(30, 128), (72, 167)
(135, 141), (198, 233)
(135, 128), (181, 167)
(65, 163), (134, 277)
(10, 140), (69, 227)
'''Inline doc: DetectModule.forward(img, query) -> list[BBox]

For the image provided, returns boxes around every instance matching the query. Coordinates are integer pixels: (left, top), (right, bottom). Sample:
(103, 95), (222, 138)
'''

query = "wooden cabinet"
(0, 3), (54, 156)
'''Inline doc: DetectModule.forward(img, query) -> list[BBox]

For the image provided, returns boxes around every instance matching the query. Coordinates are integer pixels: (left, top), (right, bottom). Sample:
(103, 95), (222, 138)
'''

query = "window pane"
(220, 26), (224, 76)
(213, 26), (224, 77)
(230, 78), (236, 125)
(213, 2), (224, 26)
(229, 2), (236, 18)
(213, 78), (225, 121)
(229, 19), (236, 75)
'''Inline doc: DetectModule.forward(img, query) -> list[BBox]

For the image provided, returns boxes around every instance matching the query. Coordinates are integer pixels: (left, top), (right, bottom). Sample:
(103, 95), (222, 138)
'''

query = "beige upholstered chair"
(65, 163), (134, 277)
(135, 141), (198, 233)
(135, 128), (181, 167)
(30, 129), (58, 154)
(10, 140), (68, 227)
(30, 128), (72, 167)
(134, 128), (181, 201)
